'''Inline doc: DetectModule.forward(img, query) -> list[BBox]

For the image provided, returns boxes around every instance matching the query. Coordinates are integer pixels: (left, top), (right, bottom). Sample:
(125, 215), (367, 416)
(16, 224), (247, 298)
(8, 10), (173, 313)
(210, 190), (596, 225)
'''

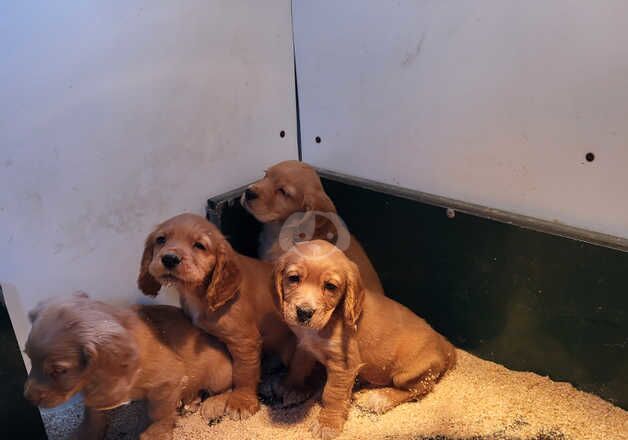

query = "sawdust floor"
(41, 350), (627, 440)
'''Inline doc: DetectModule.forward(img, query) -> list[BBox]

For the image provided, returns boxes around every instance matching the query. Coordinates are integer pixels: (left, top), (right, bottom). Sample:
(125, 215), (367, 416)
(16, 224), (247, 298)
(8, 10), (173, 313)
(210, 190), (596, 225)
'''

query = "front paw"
(225, 389), (260, 420)
(309, 411), (344, 440)
(200, 392), (230, 424)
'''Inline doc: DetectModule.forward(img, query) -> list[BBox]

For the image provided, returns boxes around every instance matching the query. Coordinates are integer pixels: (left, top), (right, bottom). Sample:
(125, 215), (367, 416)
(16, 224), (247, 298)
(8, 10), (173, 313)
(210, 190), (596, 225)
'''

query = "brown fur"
(242, 160), (385, 295)
(23, 293), (232, 440)
(138, 213), (313, 420)
(274, 241), (457, 439)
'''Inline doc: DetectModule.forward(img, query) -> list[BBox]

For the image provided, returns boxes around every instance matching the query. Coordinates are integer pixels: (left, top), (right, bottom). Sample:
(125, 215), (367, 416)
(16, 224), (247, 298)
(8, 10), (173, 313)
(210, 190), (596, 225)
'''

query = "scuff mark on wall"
(401, 32), (426, 68)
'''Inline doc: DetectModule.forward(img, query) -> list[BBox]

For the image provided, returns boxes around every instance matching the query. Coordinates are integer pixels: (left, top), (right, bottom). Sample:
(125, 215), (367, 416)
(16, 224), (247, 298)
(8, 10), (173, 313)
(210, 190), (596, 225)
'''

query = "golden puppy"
(241, 160), (385, 295)
(274, 240), (456, 439)
(138, 213), (311, 420)
(23, 293), (232, 440)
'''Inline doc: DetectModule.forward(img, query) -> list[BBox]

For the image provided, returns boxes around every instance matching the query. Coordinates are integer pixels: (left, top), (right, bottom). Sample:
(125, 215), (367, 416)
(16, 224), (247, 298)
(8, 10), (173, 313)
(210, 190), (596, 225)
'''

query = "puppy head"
(24, 293), (138, 409)
(138, 213), (241, 311)
(274, 240), (364, 331)
(241, 160), (336, 223)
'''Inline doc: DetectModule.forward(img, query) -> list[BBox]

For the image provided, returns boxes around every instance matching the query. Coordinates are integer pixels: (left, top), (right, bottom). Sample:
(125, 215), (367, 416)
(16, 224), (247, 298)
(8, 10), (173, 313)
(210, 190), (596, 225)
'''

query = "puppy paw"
(200, 392), (230, 424)
(353, 389), (397, 414)
(225, 389), (260, 420)
(310, 411), (344, 440)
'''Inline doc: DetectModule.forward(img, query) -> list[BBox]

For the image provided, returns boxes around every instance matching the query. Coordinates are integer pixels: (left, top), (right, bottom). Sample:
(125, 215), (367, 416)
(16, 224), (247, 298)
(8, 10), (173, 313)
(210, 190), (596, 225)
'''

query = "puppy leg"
(140, 387), (180, 440)
(311, 365), (359, 440)
(224, 337), (262, 420)
(72, 407), (108, 440)
(356, 357), (445, 414)
(353, 387), (412, 414)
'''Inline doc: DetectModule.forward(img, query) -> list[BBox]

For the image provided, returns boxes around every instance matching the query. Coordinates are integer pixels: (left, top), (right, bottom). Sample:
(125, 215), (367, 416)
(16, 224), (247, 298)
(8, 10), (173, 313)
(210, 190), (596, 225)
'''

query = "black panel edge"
(316, 167), (628, 254)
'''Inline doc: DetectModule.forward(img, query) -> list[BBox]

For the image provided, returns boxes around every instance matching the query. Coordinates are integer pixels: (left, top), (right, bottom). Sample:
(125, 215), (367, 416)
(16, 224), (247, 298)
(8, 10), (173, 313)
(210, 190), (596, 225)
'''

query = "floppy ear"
(81, 331), (137, 372)
(206, 241), (242, 312)
(298, 190), (337, 241)
(303, 190), (336, 214)
(343, 261), (365, 330)
(79, 320), (140, 407)
(137, 231), (161, 296)
(272, 256), (286, 311)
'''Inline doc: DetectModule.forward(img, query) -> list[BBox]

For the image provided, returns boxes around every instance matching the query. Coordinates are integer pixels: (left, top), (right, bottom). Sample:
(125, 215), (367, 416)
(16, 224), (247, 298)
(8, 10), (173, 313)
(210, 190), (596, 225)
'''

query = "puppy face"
(24, 293), (139, 409)
(241, 160), (335, 223)
(138, 213), (241, 311)
(274, 240), (364, 330)
(24, 329), (87, 408)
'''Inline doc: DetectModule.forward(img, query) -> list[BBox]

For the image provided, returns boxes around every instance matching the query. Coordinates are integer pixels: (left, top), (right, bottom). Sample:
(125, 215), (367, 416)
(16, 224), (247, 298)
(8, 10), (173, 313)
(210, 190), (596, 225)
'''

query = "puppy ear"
(80, 342), (97, 368)
(303, 190), (336, 214)
(272, 255), (286, 310)
(137, 231), (161, 296)
(299, 190), (337, 242)
(206, 241), (242, 311)
(80, 323), (140, 406)
(343, 261), (365, 330)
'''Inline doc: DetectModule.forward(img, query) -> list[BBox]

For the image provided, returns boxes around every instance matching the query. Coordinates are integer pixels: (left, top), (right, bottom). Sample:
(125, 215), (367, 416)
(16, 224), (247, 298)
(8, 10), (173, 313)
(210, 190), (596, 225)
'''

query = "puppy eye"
(277, 188), (288, 197)
(50, 368), (67, 379)
(324, 282), (337, 292)
(155, 236), (166, 245)
(287, 274), (300, 284)
(193, 242), (206, 251)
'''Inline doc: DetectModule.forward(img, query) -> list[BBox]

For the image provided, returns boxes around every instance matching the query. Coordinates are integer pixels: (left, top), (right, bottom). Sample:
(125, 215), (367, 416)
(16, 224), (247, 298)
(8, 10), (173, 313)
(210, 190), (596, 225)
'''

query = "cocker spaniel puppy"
(241, 160), (384, 295)
(138, 213), (312, 420)
(274, 240), (456, 439)
(23, 293), (232, 440)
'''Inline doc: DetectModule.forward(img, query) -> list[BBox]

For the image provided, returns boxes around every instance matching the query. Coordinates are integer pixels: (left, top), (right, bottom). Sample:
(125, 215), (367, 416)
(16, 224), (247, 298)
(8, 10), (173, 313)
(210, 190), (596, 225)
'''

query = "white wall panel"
(0, 0), (297, 359)
(294, 0), (628, 239)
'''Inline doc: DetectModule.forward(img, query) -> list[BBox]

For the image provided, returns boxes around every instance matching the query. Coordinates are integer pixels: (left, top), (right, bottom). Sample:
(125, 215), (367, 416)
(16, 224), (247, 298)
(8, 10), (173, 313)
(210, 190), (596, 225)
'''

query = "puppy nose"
(244, 188), (258, 201)
(161, 254), (181, 269)
(296, 306), (315, 323)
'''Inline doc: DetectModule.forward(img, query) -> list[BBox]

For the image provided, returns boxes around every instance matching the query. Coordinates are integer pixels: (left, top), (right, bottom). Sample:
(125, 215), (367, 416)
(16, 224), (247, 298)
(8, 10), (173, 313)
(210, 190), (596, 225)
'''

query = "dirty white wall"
(294, 0), (628, 239)
(0, 0), (297, 359)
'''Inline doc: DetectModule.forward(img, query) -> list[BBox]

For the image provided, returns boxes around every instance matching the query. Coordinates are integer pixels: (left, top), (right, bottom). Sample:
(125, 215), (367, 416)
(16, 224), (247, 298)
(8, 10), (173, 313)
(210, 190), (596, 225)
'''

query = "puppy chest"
(295, 330), (334, 363)
(181, 296), (206, 326)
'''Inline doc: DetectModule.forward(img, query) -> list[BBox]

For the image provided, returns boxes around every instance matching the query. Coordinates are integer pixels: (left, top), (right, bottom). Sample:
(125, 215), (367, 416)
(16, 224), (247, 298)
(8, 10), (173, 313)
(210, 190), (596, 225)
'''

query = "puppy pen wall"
(2, 1), (627, 438)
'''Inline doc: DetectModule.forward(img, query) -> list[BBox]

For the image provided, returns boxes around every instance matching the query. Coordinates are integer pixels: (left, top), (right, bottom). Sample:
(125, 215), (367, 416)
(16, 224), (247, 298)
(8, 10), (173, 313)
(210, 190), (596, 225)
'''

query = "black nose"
(296, 306), (315, 323)
(161, 254), (181, 269)
(244, 188), (258, 201)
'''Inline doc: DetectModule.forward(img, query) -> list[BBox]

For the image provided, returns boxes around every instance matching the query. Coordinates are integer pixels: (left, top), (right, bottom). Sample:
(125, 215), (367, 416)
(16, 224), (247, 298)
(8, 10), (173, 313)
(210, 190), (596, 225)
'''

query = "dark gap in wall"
(290, 0), (302, 161)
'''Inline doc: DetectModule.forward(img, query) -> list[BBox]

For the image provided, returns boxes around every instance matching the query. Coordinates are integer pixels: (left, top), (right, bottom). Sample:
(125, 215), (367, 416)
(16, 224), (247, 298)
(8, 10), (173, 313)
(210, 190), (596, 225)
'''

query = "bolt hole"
(585, 152), (595, 162)
(279, 130), (285, 138)
(315, 136), (321, 144)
